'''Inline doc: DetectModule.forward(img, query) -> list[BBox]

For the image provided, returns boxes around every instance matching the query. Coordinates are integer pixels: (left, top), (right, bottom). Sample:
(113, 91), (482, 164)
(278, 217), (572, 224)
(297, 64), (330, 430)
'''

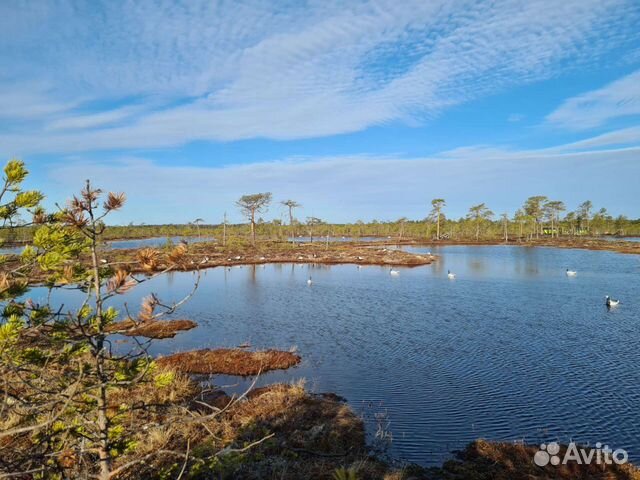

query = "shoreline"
(352, 236), (640, 255)
(7, 236), (640, 287)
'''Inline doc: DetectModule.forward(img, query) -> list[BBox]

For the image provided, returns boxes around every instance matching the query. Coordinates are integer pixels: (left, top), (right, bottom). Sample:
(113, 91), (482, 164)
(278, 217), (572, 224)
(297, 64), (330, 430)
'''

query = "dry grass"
(106, 318), (197, 339)
(156, 348), (302, 376)
(426, 440), (640, 480)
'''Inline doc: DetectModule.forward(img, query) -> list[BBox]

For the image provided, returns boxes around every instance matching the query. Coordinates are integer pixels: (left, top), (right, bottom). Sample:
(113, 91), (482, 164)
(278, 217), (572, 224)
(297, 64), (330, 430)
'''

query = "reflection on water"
(288, 236), (388, 243)
(24, 246), (640, 466)
(0, 245), (25, 254)
(105, 236), (215, 249)
(0, 236), (214, 254)
(600, 236), (640, 242)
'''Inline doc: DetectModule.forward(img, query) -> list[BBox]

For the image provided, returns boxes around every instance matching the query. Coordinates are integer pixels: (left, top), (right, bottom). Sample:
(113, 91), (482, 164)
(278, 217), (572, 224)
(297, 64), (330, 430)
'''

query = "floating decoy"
(389, 268), (400, 276)
(605, 296), (620, 307)
(566, 269), (577, 276)
(447, 270), (456, 279)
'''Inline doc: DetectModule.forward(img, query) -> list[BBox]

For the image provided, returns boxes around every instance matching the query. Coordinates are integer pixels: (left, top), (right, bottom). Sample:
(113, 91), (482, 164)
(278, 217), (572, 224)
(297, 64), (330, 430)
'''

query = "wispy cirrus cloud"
(45, 105), (145, 131)
(551, 125), (640, 150)
(546, 69), (640, 130)
(1, 0), (639, 155)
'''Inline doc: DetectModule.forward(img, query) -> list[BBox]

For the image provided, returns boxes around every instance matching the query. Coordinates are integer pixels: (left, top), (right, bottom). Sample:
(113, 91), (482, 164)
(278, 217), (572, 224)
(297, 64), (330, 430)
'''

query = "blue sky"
(1, 0), (639, 224)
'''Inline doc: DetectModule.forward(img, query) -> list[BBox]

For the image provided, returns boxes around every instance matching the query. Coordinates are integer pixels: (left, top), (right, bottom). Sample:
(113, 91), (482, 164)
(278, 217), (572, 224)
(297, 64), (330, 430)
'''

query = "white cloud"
(0, 84), (81, 121)
(546, 69), (640, 130)
(1, 0), (639, 154)
(551, 125), (640, 150)
(46, 105), (144, 131)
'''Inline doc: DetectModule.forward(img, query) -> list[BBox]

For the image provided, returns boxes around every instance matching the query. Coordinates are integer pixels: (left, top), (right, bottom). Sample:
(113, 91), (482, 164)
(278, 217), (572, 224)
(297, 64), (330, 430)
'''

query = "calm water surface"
(104, 236), (215, 249)
(1, 236), (214, 254)
(600, 236), (640, 242)
(289, 236), (386, 243)
(30, 245), (640, 465)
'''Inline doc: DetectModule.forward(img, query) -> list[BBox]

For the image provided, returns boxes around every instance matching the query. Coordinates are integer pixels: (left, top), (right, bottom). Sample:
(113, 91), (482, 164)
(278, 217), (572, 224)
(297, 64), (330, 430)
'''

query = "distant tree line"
(3, 188), (639, 248)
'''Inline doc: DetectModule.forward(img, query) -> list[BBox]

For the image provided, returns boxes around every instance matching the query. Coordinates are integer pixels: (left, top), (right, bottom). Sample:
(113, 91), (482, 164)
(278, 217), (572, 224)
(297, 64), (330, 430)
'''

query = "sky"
(1, 0), (640, 224)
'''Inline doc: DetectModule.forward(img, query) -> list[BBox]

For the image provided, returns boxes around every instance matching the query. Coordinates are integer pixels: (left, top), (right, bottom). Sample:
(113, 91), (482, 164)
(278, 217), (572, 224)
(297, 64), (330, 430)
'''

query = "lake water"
(24, 245), (640, 466)
(600, 236), (640, 242)
(289, 236), (388, 243)
(0, 236), (214, 254)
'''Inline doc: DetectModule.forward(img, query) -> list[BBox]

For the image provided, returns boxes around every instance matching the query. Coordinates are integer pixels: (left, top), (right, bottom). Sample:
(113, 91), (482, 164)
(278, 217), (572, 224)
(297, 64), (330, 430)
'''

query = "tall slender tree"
(501, 213), (509, 243)
(523, 196), (548, 238)
(577, 200), (593, 233)
(280, 199), (301, 239)
(222, 211), (227, 246)
(544, 200), (565, 238)
(236, 193), (272, 246)
(396, 217), (408, 243)
(430, 199), (446, 240)
(513, 208), (529, 239)
(191, 217), (204, 239)
(467, 203), (494, 240)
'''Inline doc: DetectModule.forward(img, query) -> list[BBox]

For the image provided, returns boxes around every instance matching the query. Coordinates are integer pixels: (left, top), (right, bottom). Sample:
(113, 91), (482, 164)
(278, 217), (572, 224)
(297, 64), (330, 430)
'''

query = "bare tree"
(501, 213), (509, 243)
(236, 193), (272, 246)
(306, 216), (323, 243)
(396, 217), (407, 244)
(222, 211), (227, 246)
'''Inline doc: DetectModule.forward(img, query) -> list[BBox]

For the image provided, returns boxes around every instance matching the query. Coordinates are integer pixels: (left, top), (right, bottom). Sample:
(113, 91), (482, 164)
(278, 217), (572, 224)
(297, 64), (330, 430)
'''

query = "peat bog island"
(2, 1), (640, 479)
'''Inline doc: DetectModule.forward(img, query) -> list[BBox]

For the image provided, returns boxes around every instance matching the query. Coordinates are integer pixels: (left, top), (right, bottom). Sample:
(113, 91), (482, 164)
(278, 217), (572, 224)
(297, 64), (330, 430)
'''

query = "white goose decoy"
(447, 270), (456, 279)
(307, 276), (313, 285)
(605, 296), (620, 307)
(389, 268), (400, 276)
(566, 269), (577, 276)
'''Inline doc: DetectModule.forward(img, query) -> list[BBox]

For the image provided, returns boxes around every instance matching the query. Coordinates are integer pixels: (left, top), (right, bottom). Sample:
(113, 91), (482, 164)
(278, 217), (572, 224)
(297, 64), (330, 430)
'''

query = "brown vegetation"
(156, 348), (302, 376)
(106, 318), (197, 339)
(425, 440), (640, 480)
(3, 240), (434, 286)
